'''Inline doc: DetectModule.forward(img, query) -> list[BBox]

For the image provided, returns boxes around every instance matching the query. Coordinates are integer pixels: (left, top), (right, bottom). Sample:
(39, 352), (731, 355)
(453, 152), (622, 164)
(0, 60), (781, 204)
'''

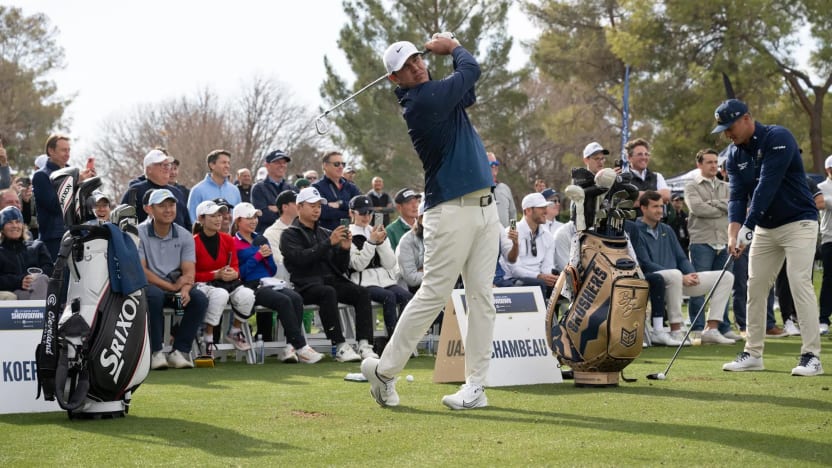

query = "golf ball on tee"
(657, 373), (666, 380)
(406, 375), (414, 382)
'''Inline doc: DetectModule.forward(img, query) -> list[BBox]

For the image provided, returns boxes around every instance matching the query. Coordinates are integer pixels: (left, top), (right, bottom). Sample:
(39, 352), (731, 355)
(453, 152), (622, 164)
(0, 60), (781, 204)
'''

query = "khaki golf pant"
(745, 220), (821, 359)
(656, 268), (734, 325)
(378, 189), (501, 386)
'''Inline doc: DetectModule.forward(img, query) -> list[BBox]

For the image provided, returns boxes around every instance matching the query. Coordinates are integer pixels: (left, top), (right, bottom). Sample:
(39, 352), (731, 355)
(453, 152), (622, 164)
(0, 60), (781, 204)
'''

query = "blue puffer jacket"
(0, 237), (53, 292)
(393, 46), (492, 210)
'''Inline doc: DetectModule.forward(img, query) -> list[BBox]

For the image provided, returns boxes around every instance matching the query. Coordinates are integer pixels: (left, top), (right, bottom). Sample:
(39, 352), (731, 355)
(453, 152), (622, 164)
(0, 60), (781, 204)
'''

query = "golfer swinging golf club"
(361, 33), (501, 409)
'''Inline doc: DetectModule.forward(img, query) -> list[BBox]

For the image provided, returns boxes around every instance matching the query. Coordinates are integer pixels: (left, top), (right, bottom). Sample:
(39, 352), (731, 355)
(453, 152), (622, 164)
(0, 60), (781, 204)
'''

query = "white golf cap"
(825, 155), (832, 169)
(383, 41), (421, 74)
(196, 199), (228, 217)
(232, 202), (262, 221)
(296, 187), (325, 205)
(521, 192), (554, 210)
(34, 154), (48, 170)
(143, 149), (173, 170)
(583, 142), (610, 159)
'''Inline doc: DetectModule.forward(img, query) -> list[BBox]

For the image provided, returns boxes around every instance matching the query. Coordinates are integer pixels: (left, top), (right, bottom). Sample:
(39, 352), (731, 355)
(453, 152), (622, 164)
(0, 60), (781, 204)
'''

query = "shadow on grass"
(9, 414), (294, 458)
(390, 405), (829, 463)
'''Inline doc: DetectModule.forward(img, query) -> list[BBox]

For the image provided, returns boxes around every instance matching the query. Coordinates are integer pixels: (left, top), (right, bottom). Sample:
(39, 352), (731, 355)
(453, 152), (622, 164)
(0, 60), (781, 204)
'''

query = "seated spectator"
(192, 200), (256, 354)
(262, 190), (298, 268)
(280, 187), (377, 362)
(137, 189), (208, 370)
(87, 190), (111, 225)
(493, 225), (519, 287)
(187, 149), (242, 221)
(387, 188), (422, 251)
(348, 195), (413, 337)
(15, 177), (38, 239)
(396, 209), (425, 293)
(501, 193), (558, 297)
(213, 198), (234, 234)
(636, 191), (735, 345)
(121, 149), (191, 230)
(0, 206), (52, 300)
(232, 202), (323, 364)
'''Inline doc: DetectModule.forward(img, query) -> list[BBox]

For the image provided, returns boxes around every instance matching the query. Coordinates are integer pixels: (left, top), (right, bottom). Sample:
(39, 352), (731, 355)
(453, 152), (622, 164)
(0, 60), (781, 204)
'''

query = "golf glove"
(737, 225), (753, 248)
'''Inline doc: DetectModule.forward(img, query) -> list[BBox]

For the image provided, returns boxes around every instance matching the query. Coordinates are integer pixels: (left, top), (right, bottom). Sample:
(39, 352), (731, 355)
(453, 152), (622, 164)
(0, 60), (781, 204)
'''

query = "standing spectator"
(533, 178), (546, 192)
(0, 206), (52, 300)
(626, 138), (671, 204)
(818, 155), (832, 336)
(313, 151), (361, 231)
(0, 188), (21, 210)
(0, 138), (10, 190)
(235, 168), (253, 204)
(279, 187), (377, 362)
(684, 149), (736, 338)
(344, 165), (358, 186)
(16, 177), (38, 239)
(366, 176), (394, 227)
(363, 36), (501, 410)
(715, 99), (822, 376)
(169, 159), (190, 201)
(251, 149), (294, 233)
(121, 149), (191, 229)
(137, 189), (208, 370)
(187, 149), (242, 221)
(386, 188), (421, 251)
(667, 194), (690, 255)
(33, 134), (95, 260)
(233, 202), (324, 363)
(488, 152), (517, 228)
(582, 141), (609, 174)
(540, 188), (563, 236)
(348, 195), (413, 337)
(303, 170), (319, 183)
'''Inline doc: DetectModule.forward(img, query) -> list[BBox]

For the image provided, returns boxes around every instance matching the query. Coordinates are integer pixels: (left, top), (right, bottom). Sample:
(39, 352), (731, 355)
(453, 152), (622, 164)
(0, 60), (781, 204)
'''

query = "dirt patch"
(291, 409), (325, 419)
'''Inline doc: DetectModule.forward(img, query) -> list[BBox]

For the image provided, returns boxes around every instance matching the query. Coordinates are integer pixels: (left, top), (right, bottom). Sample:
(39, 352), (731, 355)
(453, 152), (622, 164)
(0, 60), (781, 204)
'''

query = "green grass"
(2, 337), (831, 467)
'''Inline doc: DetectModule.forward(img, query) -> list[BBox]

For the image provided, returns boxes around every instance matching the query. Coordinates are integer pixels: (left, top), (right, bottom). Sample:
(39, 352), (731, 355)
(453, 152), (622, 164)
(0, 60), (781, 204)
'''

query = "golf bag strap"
(53, 347), (91, 411)
(546, 265), (579, 320)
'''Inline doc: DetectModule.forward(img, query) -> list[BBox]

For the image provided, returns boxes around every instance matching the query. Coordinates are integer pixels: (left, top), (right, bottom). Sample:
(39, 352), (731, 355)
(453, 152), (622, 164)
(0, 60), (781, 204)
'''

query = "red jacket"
(193, 231), (240, 283)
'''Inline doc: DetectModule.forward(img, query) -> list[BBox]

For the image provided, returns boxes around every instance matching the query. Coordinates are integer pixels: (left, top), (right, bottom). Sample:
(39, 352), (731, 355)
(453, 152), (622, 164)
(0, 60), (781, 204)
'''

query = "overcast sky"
(15, 0), (537, 158)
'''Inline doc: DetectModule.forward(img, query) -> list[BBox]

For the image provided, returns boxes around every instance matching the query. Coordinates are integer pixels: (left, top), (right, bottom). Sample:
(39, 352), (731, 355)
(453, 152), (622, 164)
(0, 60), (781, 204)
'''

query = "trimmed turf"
(2, 337), (830, 466)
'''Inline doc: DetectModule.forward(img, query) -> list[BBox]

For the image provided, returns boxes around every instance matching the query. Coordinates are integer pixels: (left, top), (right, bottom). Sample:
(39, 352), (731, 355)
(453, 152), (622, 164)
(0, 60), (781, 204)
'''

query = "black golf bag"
(35, 168), (150, 419)
(546, 168), (648, 386)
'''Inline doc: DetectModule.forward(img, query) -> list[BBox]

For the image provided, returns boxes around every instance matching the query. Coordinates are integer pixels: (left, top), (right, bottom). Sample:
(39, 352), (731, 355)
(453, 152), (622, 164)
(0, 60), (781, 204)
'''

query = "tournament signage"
(434, 287), (562, 387)
(0, 300), (60, 414)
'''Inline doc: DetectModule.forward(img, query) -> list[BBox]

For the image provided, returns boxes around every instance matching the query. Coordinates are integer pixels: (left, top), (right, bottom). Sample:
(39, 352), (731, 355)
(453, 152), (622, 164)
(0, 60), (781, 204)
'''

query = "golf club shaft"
(658, 255), (734, 377)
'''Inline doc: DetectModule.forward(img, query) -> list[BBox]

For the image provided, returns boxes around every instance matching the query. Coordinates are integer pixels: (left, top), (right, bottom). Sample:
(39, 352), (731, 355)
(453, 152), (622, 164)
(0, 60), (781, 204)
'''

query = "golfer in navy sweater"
(715, 99), (823, 376)
(362, 34), (501, 410)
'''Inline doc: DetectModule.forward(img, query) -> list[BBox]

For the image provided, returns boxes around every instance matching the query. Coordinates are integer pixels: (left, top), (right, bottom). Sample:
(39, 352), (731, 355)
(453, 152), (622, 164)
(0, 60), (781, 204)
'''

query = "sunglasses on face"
(329, 162), (345, 168)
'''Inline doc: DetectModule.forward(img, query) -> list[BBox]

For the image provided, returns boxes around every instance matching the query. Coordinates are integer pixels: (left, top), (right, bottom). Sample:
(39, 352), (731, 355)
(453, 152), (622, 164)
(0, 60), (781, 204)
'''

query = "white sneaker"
(649, 329), (683, 347)
(361, 357), (399, 407)
(296, 345), (323, 364)
(701, 328), (735, 345)
(225, 329), (252, 351)
(784, 319), (801, 336)
(280, 344), (299, 363)
(723, 330), (744, 341)
(791, 353), (823, 376)
(151, 351), (168, 370)
(335, 343), (361, 362)
(442, 383), (488, 410)
(821, 323), (830, 335)
(358, 339), (379, 360)
(723, 352), (764, 372)
(669, 330), (692, 346)
(167, 350), (194, 369)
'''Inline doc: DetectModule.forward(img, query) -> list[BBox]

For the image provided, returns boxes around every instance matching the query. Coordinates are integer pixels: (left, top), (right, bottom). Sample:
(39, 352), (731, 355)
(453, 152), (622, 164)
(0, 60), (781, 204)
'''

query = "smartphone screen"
(340, 218), (350, 228)
(510, 219), (517, 230)
(86, 157), (95, 171)
(373, 212), (384, 227)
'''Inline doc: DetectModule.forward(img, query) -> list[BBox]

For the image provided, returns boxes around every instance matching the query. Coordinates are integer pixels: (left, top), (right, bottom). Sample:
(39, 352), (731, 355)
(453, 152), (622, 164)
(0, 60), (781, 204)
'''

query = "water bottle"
(255, 334), (265, 364)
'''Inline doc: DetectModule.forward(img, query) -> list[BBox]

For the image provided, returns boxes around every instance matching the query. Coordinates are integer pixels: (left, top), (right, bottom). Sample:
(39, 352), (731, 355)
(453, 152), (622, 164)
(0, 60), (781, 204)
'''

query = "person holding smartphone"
(0, 137), (11, 190)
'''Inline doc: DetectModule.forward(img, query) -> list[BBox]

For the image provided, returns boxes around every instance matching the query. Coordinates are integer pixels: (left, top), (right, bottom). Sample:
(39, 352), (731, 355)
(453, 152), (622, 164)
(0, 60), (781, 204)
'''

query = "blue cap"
(711, 99), (749, 134)
(541, 188), (559, 200)
(265, 149), (291, 163)
(0, 206), (23, 228)
(146, 189), (177, 206)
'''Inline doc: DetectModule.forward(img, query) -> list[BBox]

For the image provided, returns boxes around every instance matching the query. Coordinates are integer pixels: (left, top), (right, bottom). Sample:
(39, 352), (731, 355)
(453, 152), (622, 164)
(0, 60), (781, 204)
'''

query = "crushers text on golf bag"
(35, 167), (150, 418)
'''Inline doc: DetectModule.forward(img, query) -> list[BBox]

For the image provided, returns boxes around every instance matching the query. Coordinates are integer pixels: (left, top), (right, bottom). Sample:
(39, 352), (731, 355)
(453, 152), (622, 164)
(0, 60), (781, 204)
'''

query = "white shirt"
(502, 217), (555, 279)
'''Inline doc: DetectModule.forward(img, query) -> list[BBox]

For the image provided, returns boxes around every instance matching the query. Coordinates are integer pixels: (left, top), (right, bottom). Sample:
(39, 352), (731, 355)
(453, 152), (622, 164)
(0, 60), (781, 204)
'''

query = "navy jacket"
(0, 238), (53, 292)
(726, 121), (817, 229)
(32, 161), (66, 242)
(121, 177), (191, 230)
(635, 219), (695, 275)
(251, 177), (295, 232)
(313, 177), (360, 231)
(393, 46), (493, 210)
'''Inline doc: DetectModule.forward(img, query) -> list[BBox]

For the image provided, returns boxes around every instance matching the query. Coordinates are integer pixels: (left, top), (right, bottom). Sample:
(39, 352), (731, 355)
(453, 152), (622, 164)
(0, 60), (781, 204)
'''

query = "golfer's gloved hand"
(737, 225), (753, 248)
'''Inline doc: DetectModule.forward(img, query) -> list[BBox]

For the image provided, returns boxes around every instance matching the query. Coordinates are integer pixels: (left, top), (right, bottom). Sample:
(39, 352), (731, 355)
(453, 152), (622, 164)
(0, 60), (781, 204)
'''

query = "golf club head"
(618, 199), (635, 209)
(315, 115), (330, 135)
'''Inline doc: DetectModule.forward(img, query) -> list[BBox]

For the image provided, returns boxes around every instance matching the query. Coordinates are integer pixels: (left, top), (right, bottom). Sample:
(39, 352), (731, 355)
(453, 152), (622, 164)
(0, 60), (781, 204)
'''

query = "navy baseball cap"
(265, 149), (291, 163)
(711, 99), (749, 134)
(349, 195), (373, 215)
